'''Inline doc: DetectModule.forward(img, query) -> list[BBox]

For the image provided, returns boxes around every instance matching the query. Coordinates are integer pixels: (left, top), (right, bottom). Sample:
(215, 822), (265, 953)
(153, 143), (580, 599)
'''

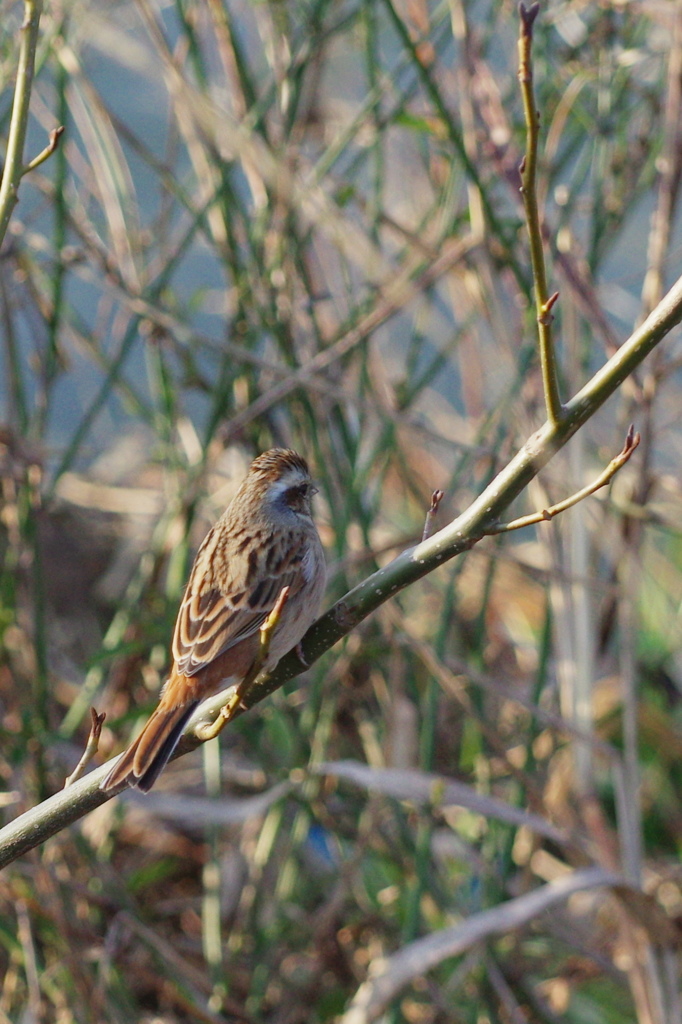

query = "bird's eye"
(284, 483), (309, 506)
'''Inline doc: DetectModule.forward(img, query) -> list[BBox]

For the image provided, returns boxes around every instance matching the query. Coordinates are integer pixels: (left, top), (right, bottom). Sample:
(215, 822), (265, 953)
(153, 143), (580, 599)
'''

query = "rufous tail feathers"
(101, 701), (198, 793)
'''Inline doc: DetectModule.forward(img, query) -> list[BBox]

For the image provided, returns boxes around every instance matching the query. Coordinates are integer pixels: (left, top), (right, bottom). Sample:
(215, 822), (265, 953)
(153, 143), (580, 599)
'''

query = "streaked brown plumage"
(101, 449), (326, 792)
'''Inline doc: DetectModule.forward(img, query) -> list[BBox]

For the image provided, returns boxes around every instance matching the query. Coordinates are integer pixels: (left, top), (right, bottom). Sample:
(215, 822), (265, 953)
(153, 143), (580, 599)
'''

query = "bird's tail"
(101, 701), (199, 793)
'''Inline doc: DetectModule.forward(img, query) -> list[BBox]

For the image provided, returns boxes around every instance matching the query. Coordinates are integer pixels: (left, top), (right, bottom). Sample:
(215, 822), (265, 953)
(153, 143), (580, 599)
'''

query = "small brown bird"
(101, 448), (326, 792)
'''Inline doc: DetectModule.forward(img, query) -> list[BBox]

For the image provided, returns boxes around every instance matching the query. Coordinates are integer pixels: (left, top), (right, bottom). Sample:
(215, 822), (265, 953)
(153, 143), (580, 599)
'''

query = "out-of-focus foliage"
(0, 1), (681, 1021)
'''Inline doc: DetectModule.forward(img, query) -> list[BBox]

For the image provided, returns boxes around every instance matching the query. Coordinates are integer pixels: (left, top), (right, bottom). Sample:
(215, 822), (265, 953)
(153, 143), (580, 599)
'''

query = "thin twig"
(490, 426), (640, 533)
(0, 1), (44, 248)
(22, 124), (64, 175)
(641, 5), (682, 317)
(422, 489), (444, 541)
(64, 708), (106, 787)
(517, 2), (563, 425)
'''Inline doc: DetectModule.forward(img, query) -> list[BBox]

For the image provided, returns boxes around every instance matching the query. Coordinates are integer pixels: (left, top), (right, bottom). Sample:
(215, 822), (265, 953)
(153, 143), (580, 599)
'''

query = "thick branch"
(1, 272), (682, 868)
(170, 274), (682, 733)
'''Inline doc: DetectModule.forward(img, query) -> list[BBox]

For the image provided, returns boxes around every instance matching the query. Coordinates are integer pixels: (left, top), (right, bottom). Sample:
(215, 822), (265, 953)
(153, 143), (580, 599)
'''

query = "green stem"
(0, 0), (44, 248)
(517, 3), (563, 426)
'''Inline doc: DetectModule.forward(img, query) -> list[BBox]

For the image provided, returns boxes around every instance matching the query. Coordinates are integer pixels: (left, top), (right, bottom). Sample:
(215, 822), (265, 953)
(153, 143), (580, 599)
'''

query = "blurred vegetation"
(1, 0), (682, 1022)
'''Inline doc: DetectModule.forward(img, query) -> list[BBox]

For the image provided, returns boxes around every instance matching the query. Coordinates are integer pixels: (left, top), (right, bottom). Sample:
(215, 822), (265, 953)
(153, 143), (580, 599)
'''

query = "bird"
(100, 448), (326, 793)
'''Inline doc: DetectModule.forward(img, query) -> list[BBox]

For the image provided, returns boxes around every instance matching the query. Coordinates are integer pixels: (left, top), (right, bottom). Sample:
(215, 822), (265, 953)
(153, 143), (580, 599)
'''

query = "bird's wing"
(171, 525), (307, 677)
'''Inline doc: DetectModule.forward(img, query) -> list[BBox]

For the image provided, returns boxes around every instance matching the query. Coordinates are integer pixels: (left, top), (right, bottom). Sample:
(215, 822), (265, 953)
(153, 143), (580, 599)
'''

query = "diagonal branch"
(1, 270), (682, 869)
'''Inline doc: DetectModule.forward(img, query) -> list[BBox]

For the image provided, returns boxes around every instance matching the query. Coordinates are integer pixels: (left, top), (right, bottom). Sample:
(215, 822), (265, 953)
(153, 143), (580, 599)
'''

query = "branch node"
(489, 428), (640, 535)
(538, 292), (559, 326)
(519, 2), (540, 35)
(334, 601), (355, 630)
(542, 291), (560, 315)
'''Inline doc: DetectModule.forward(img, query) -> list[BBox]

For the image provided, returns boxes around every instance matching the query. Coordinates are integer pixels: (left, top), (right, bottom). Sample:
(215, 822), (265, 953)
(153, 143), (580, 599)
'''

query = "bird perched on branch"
(101, 448), (326, 792)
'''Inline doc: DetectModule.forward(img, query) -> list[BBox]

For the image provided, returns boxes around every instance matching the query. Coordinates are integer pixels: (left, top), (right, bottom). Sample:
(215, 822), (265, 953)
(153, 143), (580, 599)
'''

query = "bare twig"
(22, 124), (64, 175)
(422, 489), (444, 542)
(490, 426), (640, 533)
(64, 708), (106, 787)
(0, 0), (44, 248)
(517, 2), (563, 425)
